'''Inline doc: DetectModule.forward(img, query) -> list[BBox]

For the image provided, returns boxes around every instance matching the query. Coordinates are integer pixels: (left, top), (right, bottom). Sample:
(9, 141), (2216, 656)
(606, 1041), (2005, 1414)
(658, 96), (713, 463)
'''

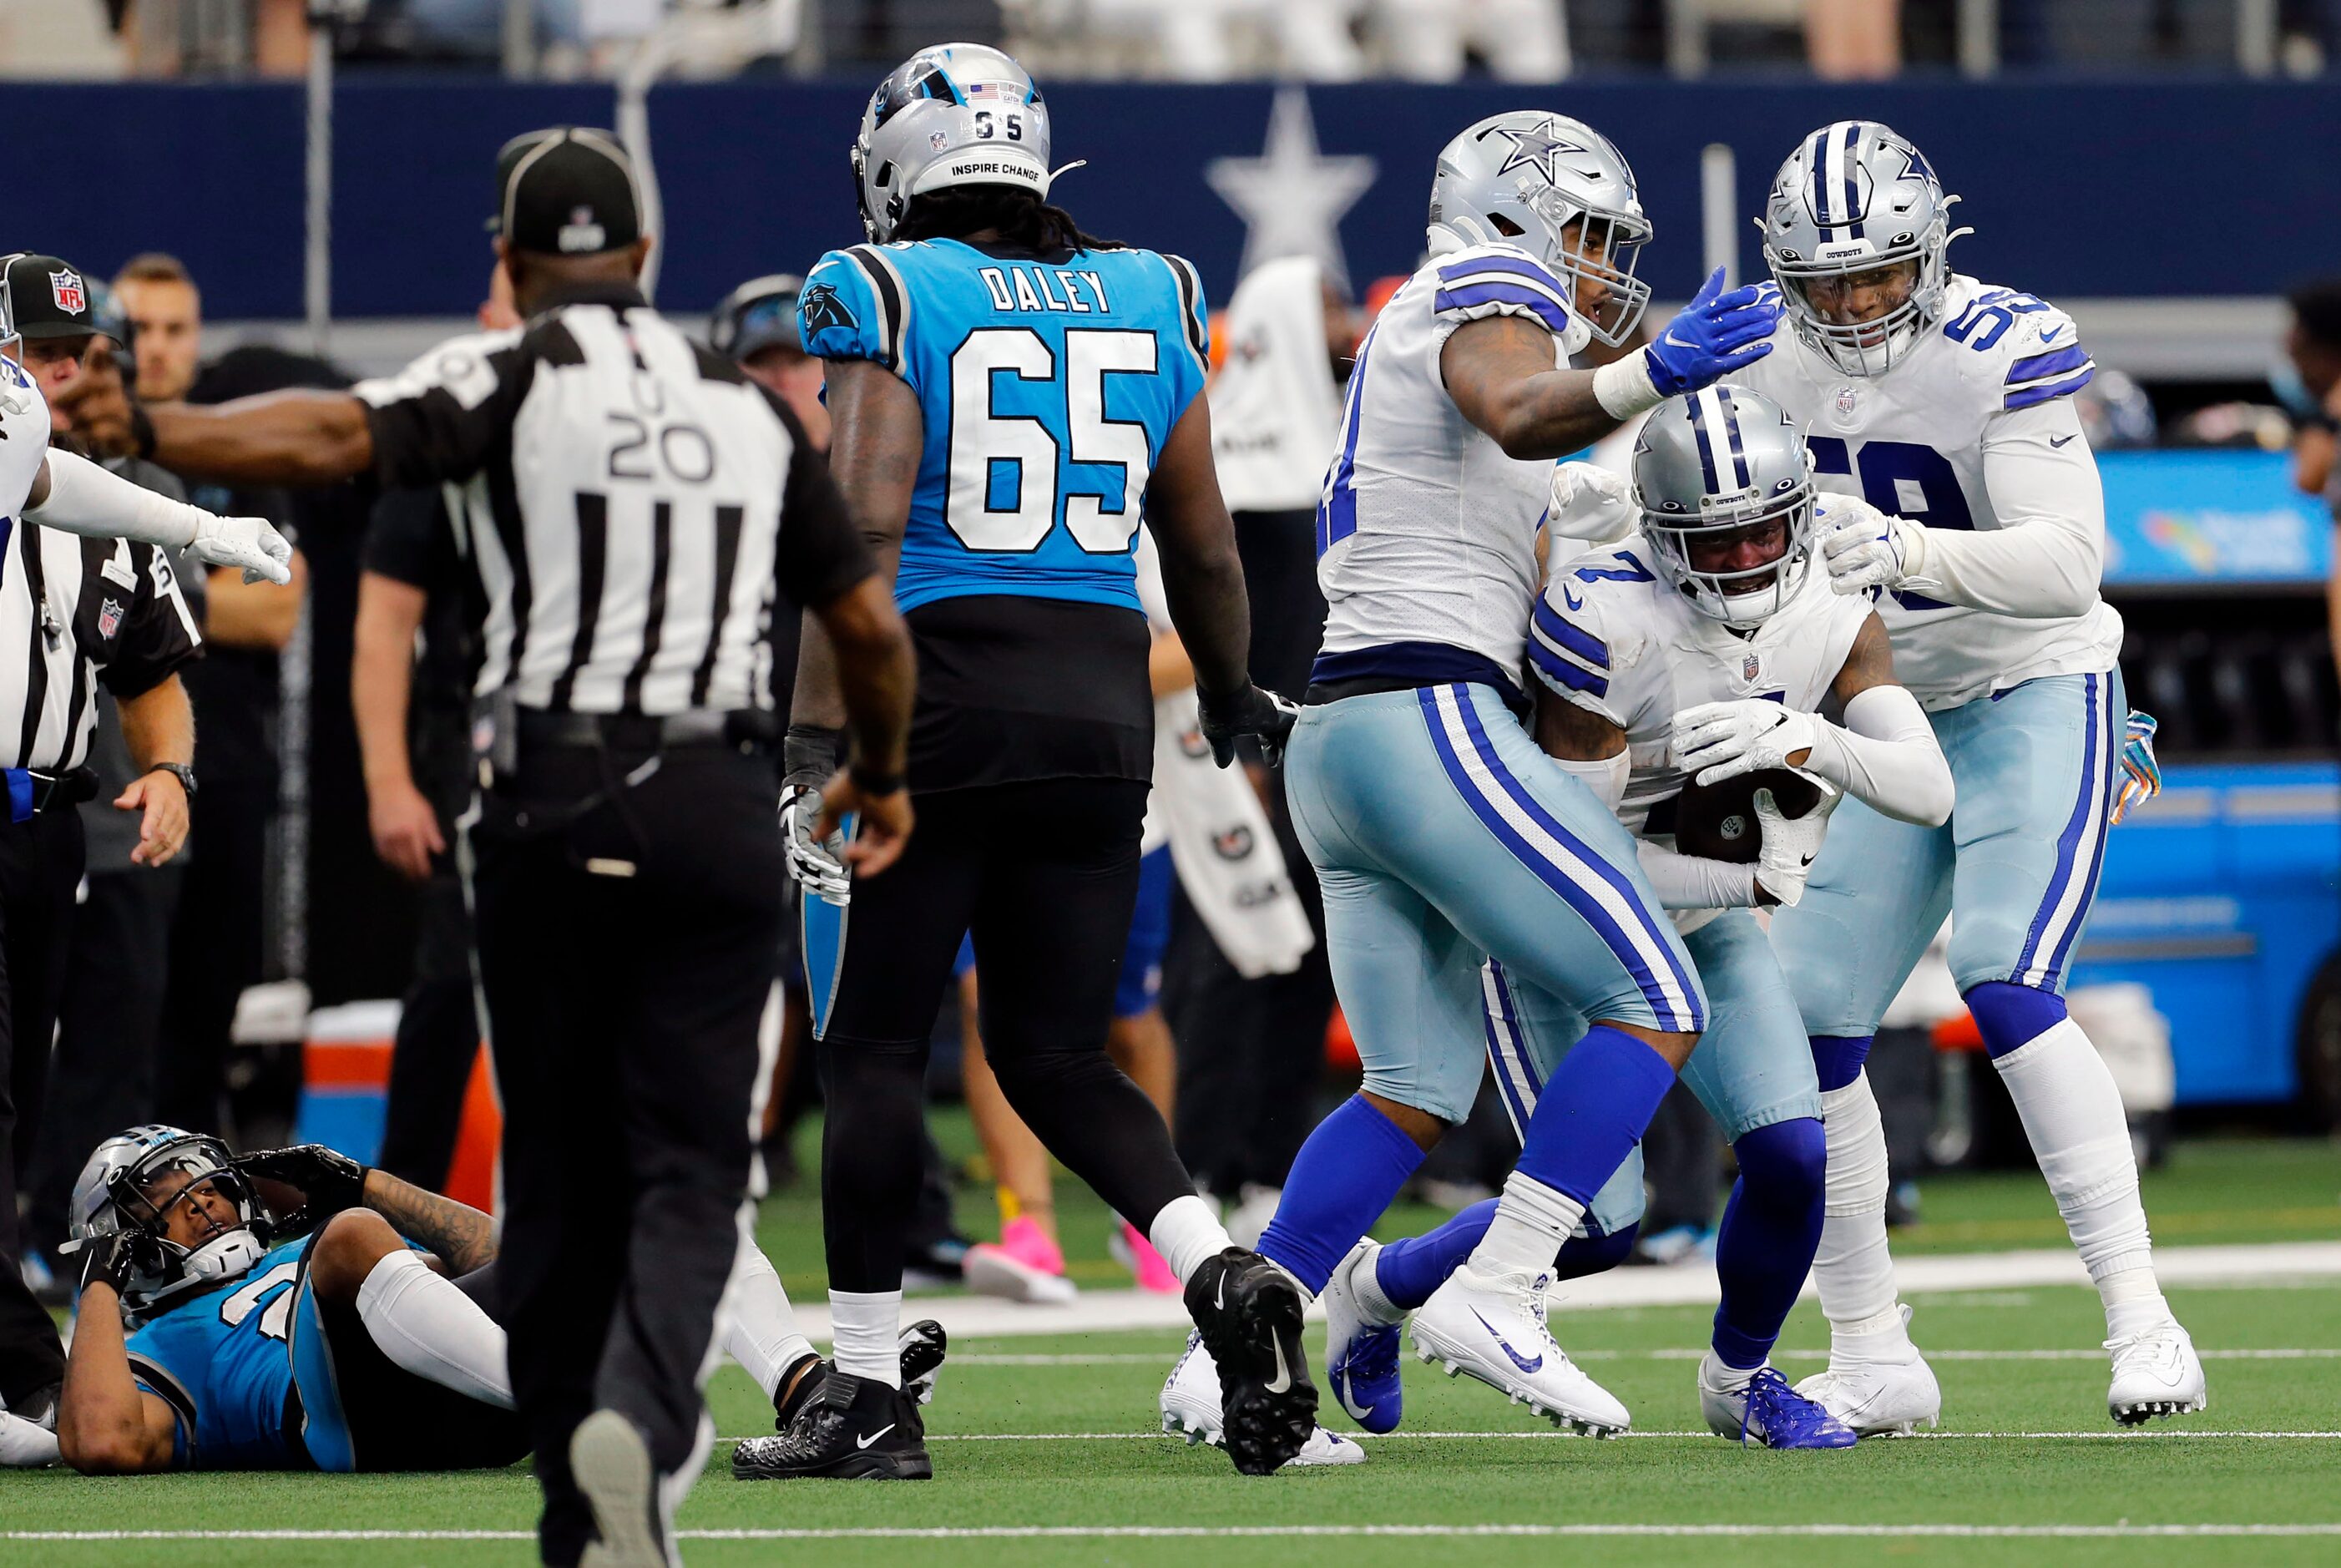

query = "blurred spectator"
(114, 253), (311, 1139)
(1377, 0), (1570, 80)
(1806, 0), (1899, 78)
(2280, 276), (2341, 686)
(109, 0), (315, 77)
(403, 0), (584, 58)
(2075, 367), (2161, 452)
(358, 265), (511, 1192)
(708, 272), (826, 447)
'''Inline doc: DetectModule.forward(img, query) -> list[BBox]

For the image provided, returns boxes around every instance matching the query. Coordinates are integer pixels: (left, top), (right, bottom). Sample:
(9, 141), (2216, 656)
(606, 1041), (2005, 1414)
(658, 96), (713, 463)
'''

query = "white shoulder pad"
(1529, 544), (1656, 721)
(0, 357), (52, 519)
(1939, 278), (2093, 416)
(1423, 243), (1584, 352)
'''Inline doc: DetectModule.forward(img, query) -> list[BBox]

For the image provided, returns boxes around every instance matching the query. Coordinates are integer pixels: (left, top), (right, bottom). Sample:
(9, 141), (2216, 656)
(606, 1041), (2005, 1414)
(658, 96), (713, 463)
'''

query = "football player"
(1732, 121), (2200, 1430)
(1157, 111), (1785, 1455)
(39, 1126), (940, 1474)
(1300, 387), (1954, 1447)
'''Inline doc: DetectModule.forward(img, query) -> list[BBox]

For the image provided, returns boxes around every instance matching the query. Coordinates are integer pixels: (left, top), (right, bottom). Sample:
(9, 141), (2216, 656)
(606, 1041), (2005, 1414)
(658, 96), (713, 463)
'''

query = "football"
(1670, 767), (1827, 862)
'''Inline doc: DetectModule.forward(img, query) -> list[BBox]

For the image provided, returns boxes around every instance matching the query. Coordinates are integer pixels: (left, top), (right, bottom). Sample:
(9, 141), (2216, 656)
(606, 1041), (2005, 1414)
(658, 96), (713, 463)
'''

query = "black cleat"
(768, 1321), (949, 1431)
(1185, 1247), (1316, 1475)
(735, 1370), (932, 1480)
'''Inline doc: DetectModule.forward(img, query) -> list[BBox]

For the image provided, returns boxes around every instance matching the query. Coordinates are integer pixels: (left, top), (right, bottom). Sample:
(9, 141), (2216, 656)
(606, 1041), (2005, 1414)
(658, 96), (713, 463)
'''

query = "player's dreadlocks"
(895, 185), (1121, 255)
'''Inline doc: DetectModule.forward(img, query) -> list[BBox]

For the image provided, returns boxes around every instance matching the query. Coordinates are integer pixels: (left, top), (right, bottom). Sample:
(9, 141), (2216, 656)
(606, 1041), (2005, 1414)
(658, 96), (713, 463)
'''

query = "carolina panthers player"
(1734, 121), (2201, 1430)
(1305, 387), (1954, 1448)
(770, 43), (1301, 1479)
(1160, 112), (1782, 1454)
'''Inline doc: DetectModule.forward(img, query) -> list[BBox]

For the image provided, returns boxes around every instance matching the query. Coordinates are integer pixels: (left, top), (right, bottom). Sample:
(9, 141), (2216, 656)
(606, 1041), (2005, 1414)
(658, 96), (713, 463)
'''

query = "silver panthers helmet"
(1633, 385), (1817, 627)
(1761, 121), (1966, 377)
(1426, 111), (1651, 346)
(852, 44), (1058, 245)
(68, 1125), (267, 1324)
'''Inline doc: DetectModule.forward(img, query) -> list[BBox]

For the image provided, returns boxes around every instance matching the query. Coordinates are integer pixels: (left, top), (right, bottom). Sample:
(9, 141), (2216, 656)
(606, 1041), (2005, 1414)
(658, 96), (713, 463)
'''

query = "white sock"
(1815, 1072), (1910, 1349)
(355, 1251), (514, 1410)
(1148, 1194), (1235, 1286)
(827, 1289), (903, 1387)
(1991, 1018), (2160, 1330)
(1466, 1171), (1586, 1281)
(2102, 1272), (2175, 1342)
(723, 1238), (816, 1400)
(1701, 1350), (1758, 1394)
(1351, 1242), (1403, 1326)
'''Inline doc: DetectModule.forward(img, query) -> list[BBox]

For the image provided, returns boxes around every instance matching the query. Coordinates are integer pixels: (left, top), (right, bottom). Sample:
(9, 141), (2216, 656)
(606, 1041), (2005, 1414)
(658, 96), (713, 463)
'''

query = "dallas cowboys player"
(1305, 387), (1954, 1449)
(1735, 120), (2202, 1430)
(1165, 112), (1782, 1455)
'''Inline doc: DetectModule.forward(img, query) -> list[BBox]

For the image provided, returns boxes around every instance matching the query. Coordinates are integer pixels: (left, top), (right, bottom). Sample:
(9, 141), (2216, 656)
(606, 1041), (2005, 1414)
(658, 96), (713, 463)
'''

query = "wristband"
(848, 758), (904, 797)
(1591, 346), (1666, 421)
(782, 724), (843, 794)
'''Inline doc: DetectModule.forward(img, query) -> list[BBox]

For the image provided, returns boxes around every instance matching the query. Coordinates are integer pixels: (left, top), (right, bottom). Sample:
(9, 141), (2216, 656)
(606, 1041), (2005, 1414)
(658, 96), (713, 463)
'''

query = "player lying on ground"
(1735, 121), (2196, 1431)
(33, 1125), (940, 1473)
(1183, 388), (1954, 1450)
(1158, 108), (1785, 1471)
(0, 336), (289, 584)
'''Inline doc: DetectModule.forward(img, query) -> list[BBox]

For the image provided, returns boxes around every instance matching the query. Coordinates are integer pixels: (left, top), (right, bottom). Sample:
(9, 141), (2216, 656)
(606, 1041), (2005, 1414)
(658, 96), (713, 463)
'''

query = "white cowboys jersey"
(1528, 538), (1870, 927)
(1734, 274), (2122, 709)
(1314, 243), (1592, 694)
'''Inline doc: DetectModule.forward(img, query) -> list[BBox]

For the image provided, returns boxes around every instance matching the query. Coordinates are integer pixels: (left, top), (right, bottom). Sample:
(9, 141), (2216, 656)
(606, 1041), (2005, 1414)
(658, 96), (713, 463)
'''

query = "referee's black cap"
(492, 127), (644, 256)
(0, 253), (123, 346)
(710, 275), (807, 362)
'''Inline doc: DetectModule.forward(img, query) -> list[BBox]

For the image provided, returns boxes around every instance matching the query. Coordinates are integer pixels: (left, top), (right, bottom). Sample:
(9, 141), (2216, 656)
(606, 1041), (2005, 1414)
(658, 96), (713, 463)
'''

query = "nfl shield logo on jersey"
(98, 597), (124, 640)
(1743, 650), (1762, 684)
(50, 270), (88, 315)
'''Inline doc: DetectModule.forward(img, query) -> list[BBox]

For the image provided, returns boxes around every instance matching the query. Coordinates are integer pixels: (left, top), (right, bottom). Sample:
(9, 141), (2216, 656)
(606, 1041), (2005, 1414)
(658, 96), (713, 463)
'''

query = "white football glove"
(1672, 699), (1819, 787)
(1814, 493), (1923, 596)
(1547, 461), (1637, 544)
(1752, 776), (1841, 908)
(190, 515), (295, 585)
(779, 785), (851, 905)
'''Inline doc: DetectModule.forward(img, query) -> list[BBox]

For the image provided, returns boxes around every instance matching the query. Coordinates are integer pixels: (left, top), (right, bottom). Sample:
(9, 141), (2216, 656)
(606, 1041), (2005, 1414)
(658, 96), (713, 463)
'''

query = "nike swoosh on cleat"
(854, 1424), (897, 1450)
(1265, 1334), (1294, 1395)
(1469, 1310), (1544, 1374)
(2050, 433), (2078, 448)
(1334, 1376), (1374, 1423)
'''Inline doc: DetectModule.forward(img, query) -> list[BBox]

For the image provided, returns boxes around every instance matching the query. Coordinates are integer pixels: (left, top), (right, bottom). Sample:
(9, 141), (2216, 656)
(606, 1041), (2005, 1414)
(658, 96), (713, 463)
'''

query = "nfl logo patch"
(1832, 383), (1859, 425)
(1742, 651), (1762, 683)
(50, 269), (87, 316)
(98, 597), (124, 639)
(930, 131), (950, 150)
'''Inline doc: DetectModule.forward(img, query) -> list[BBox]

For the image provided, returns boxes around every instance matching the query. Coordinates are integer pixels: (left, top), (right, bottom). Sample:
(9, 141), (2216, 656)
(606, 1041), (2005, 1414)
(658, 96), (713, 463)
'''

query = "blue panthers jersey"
(798, 238), (1211, 615)
(125, 1237), (311, 1469)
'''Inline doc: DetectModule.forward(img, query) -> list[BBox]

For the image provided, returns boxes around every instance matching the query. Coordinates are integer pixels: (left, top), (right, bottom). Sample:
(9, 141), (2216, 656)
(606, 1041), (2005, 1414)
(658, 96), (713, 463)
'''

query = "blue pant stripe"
(2012, 672), (2105, 989)
(1480, 963), (1535, 1141)
(2040, 675), (2119, 988)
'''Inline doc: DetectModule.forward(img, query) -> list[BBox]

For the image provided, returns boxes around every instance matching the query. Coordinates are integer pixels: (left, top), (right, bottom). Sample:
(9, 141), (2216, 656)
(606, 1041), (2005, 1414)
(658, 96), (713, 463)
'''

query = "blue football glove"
(1641, 268), (1782, 397)
(2111, 709), (2162, 825)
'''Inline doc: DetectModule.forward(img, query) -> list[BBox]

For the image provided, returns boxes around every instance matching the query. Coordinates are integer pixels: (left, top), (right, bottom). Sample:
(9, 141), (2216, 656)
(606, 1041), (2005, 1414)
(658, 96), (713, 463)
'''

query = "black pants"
(378, 862), (479, 1191)
(0, 808), (82, 1405)
(819, 778), (1192, 1293)
(157, 780), (274, 1136)
(319, 1266), (529, 1472)
(464, 740), (778, 1567)
(23, 865), (184, 1259)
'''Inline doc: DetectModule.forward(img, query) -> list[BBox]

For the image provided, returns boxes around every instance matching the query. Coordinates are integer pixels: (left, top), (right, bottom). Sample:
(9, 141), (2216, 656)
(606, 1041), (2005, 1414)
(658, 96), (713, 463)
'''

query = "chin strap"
(1041, 159), (1088, 198)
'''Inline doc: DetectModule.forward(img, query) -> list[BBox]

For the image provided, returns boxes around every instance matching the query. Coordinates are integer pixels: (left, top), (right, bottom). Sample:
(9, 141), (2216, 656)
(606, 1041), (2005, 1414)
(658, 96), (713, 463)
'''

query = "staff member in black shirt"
(124, 129), (916, 1568)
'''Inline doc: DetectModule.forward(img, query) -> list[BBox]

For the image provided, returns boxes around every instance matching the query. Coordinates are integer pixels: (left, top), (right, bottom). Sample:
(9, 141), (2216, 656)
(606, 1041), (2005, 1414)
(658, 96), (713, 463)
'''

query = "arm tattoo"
(1830, 611), (1898, 706)
(362, 1171), (498, 1275)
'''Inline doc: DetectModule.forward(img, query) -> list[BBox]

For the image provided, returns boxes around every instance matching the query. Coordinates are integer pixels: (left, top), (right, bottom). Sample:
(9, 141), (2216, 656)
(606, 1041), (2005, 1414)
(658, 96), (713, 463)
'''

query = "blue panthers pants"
(1772, 670), (2124, 1035)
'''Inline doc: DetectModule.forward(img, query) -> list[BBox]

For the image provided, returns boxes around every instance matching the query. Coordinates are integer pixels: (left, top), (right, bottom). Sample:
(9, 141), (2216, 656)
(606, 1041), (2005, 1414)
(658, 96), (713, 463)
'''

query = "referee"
(130, 128), (916, 1568)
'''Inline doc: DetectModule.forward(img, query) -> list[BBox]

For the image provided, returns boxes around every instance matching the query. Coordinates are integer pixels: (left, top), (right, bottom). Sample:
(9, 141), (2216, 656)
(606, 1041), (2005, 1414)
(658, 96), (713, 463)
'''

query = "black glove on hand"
(1196, 682), (1302, 769)
(73, 1229), (160, 1297)
(235, 1144), (369, 1224)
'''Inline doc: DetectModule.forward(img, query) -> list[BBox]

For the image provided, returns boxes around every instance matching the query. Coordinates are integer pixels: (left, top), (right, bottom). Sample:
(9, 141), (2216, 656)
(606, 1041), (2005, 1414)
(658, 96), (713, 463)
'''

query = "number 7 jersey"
(1733, 273), (2123, 710)
(799, 236), (1211, 614)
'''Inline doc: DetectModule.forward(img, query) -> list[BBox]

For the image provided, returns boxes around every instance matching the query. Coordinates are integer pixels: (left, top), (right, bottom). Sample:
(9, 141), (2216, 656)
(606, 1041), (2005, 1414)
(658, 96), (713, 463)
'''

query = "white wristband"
(1591, 346), (1665, 421)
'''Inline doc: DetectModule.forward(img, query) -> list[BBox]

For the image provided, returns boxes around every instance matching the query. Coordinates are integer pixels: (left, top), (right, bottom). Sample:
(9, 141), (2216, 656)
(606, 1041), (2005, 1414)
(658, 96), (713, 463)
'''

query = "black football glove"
(1196, 682), (1301, 769)
(234, 1144), (369, 1233)
(68, 1229), (162, 1298)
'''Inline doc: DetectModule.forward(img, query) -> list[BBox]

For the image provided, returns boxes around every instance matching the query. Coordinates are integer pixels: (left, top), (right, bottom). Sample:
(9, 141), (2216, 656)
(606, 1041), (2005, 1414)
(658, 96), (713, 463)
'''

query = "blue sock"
(1514, 1024), (1678, 1204)
(1964, 981), (2066, 1059)
(1373, 1203), (1638, 1310)
(1710, 1118), (1828, 1369)
(1256, 1095), (1426, 1295)
(1810, 1034), (1873, 1093)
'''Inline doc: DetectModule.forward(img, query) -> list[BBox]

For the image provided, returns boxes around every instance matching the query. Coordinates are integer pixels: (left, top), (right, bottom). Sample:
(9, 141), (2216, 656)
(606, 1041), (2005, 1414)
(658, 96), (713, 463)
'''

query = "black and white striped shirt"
(354, 283), (868, 717)
(0, 516), (203, 772)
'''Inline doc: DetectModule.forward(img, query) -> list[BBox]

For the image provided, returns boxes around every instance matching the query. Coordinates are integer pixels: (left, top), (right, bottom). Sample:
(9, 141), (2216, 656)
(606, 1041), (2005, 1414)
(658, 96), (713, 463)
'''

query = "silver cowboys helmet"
(852, 43), (1061, 245)
(1760, 120), (1967, 377)
(1425, 110), (1652, 347)
(1633, 384), (1817, 627)
(68, 1125), (267, 1323)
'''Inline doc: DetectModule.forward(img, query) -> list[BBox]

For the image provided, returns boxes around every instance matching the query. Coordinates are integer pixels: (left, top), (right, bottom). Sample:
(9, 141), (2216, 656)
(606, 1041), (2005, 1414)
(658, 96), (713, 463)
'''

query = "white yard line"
(11, 1525), (2341, 1542)
(715, 1429), (2341, 1443)
(946, 1348), (2341, 1366)
(832, 1241), (2341, 1343)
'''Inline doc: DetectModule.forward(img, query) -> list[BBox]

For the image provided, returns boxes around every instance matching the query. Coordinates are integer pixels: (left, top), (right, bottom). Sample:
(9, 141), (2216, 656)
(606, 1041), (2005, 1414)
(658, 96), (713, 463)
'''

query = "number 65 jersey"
(1734, 274), (2122, 711)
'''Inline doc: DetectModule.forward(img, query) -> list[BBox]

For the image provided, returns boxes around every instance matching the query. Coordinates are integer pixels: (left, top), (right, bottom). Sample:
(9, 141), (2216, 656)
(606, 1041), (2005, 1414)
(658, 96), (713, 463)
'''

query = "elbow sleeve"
(1821, 685), (1954, 827)
(28, 448), (201, 549)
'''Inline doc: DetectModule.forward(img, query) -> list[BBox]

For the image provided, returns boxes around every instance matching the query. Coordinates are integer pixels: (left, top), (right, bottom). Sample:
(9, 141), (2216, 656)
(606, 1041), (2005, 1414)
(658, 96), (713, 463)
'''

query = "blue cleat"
(1322, 1242), (1404, 1434)
(1701, 1362), (1859, 1449)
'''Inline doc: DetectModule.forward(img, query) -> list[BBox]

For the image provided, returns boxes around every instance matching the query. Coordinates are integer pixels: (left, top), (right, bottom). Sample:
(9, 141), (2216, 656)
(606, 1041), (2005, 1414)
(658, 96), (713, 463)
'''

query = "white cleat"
(1159, 1332), (1366, 1466)
(2106, 1320), (2207, 1425)
(1408, 1264), (1630, 1437)
(1793, 1307), (1942, 1437)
